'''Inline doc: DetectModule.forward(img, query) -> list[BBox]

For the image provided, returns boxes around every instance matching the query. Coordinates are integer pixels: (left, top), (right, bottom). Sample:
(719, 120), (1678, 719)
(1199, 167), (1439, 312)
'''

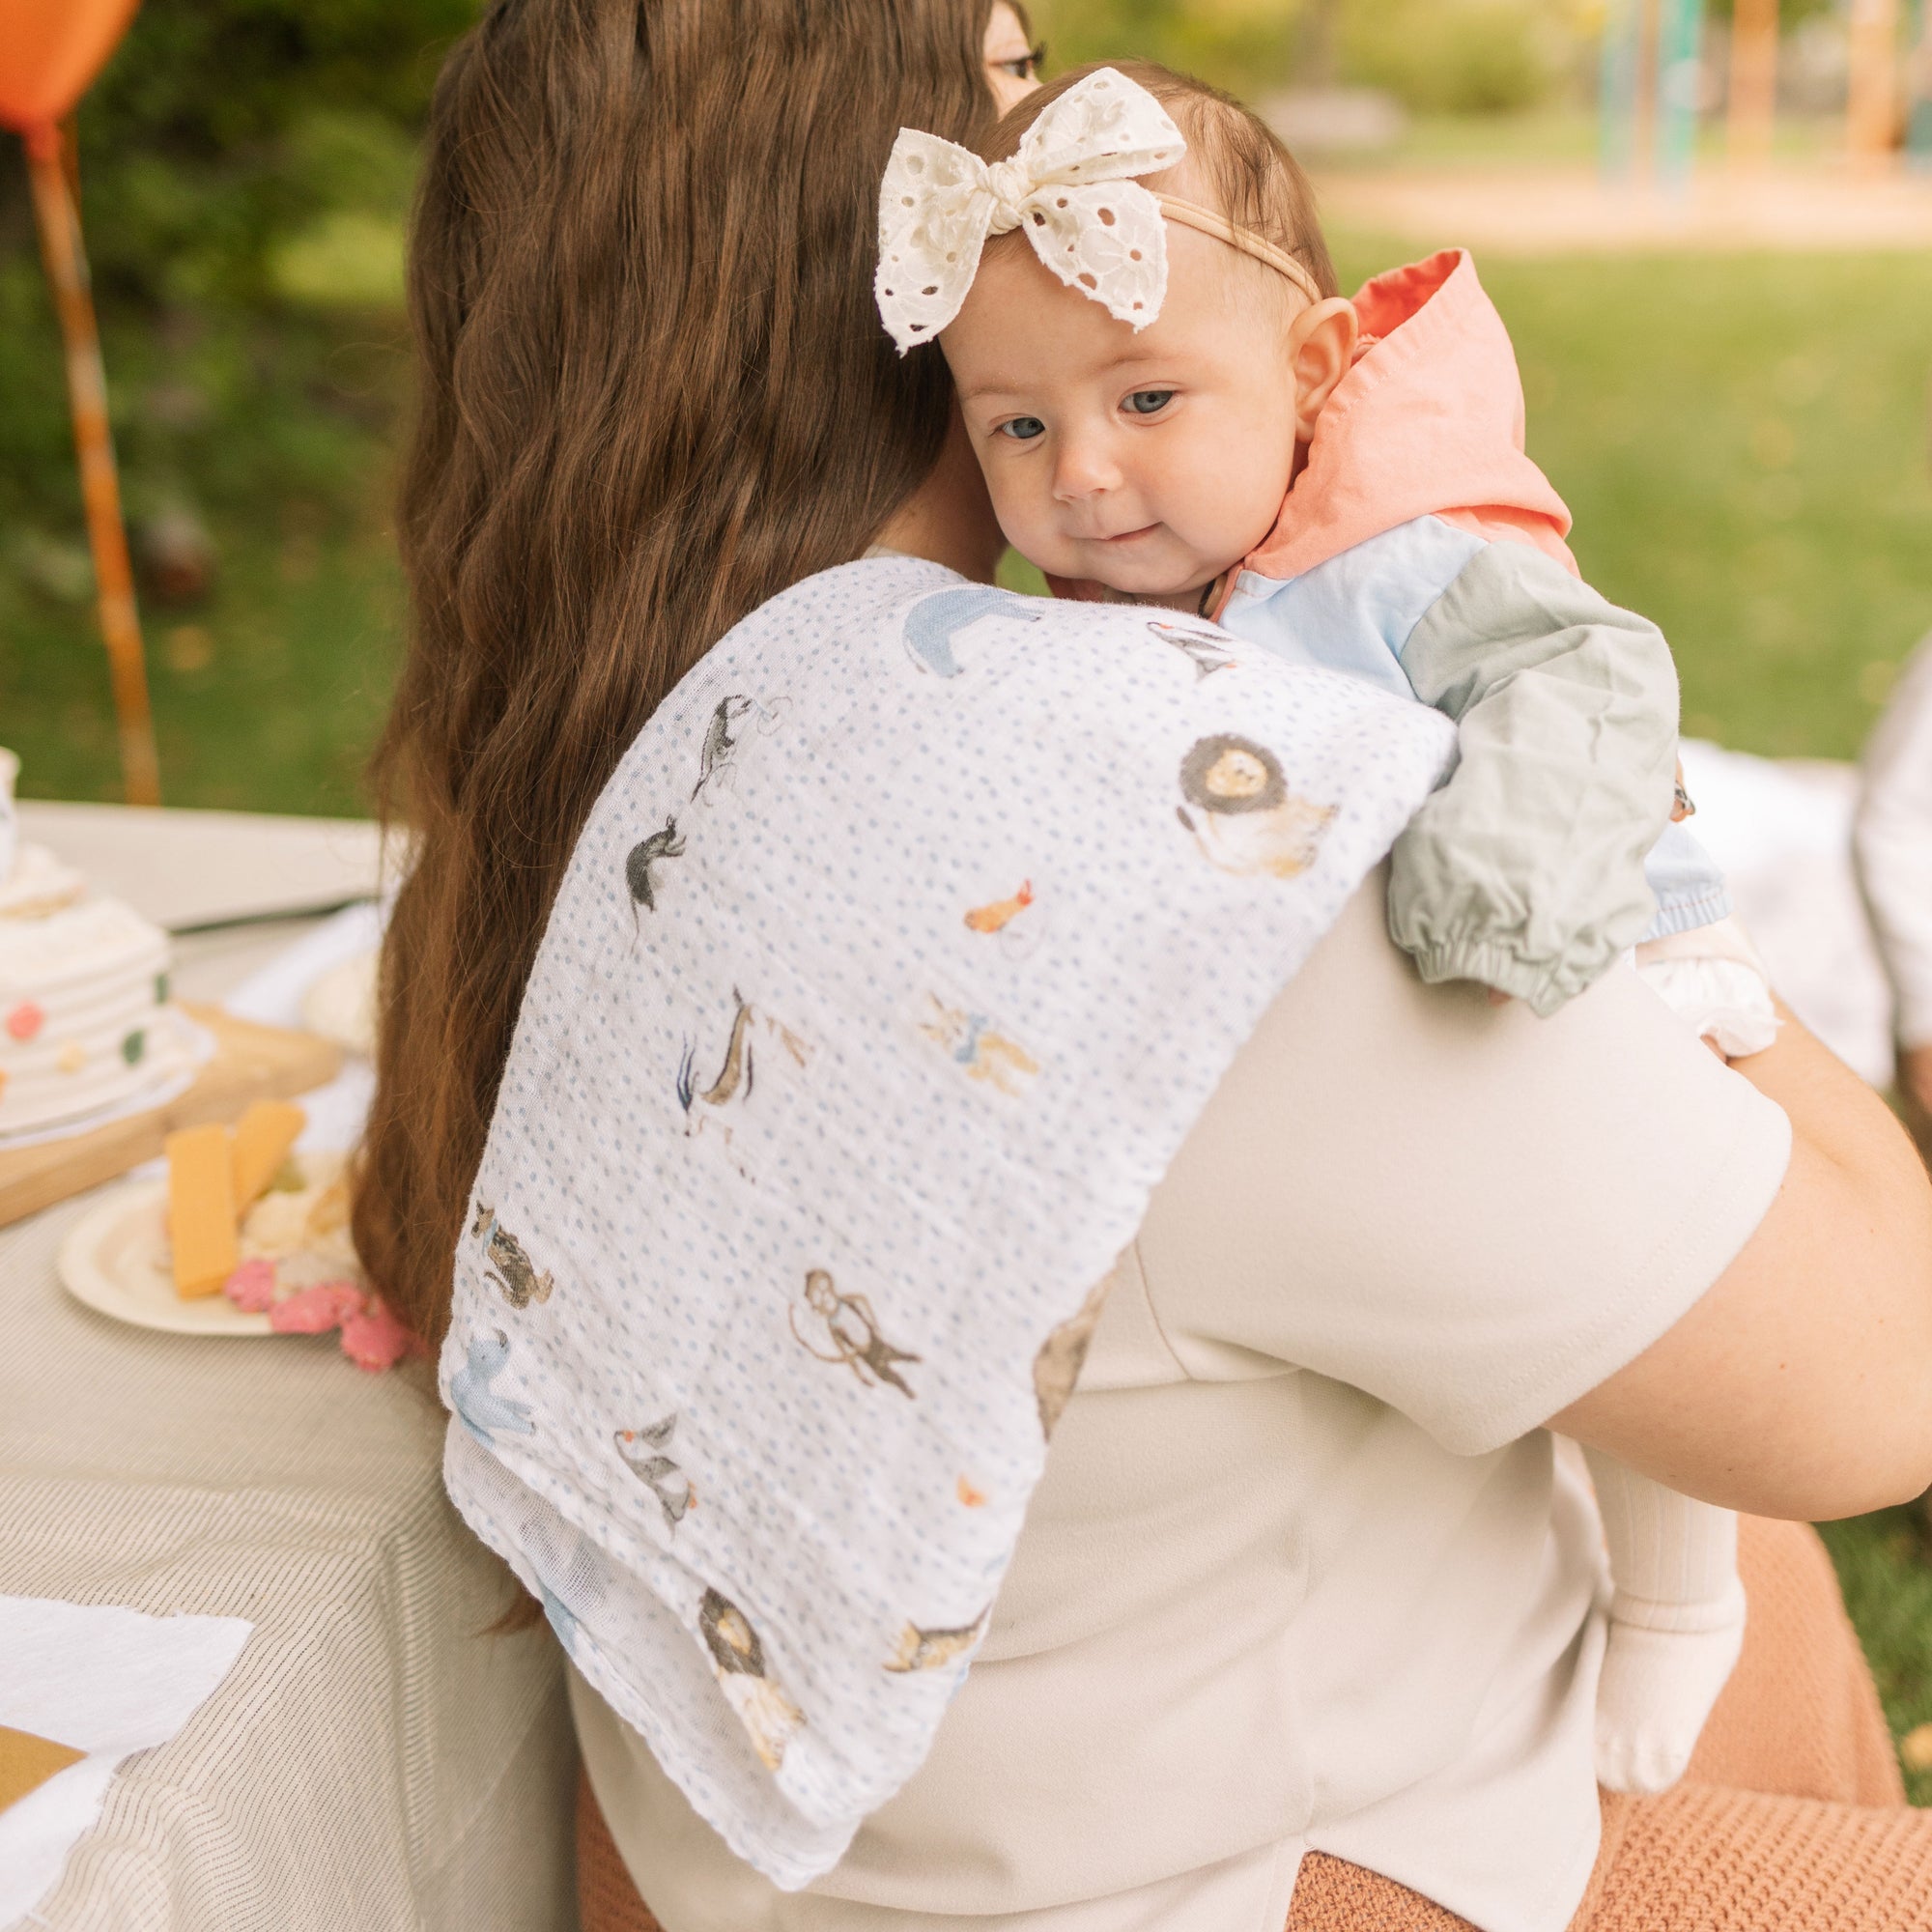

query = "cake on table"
(0, 749), (195, 1140)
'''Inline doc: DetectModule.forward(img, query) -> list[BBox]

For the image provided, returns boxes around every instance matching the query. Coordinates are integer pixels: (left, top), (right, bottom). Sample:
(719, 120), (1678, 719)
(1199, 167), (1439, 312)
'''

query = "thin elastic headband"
(1152, 195), (1325, 305)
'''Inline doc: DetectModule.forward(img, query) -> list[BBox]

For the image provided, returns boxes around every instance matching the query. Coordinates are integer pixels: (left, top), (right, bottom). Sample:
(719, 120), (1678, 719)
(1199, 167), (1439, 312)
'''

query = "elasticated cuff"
(1406, 934), (1605, 1019)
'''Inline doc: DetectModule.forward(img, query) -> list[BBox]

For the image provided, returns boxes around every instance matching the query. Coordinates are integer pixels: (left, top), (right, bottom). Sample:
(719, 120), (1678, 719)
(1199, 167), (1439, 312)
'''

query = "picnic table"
(2, 804), (576, 1932)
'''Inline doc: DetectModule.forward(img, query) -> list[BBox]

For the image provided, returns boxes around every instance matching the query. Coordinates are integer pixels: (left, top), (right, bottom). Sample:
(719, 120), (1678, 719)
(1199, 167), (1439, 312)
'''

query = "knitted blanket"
(440, 554), (1455, 1886)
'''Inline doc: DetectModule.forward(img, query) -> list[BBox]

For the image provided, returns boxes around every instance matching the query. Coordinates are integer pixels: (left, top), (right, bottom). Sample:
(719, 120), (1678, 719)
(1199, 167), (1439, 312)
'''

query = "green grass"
(1327, 234), (1932, 760)
(3, 514), (401, 816)
(1819, 1507), (1932, 1804)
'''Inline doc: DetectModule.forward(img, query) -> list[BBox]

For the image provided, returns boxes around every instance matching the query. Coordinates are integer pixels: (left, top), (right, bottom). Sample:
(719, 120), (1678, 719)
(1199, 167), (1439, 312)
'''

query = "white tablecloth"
(1, 807), (576, 1932)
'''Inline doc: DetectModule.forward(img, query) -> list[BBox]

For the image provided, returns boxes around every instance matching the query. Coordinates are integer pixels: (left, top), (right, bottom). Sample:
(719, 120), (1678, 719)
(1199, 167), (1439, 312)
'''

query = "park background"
(6, 0), (1932, 1787)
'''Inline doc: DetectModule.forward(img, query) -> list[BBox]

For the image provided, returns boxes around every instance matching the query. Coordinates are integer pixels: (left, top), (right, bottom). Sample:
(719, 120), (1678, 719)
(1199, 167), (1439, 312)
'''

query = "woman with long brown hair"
(359, 5), (1932, 1929)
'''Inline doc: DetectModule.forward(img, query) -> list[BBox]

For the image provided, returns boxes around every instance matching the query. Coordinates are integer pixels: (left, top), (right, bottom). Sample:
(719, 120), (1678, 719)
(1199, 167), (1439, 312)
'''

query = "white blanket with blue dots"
(440, 554), (1455, 1886)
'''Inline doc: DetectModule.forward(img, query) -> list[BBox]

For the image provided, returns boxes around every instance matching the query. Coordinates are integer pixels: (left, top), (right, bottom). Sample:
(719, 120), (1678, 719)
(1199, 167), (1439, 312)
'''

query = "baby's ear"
(1288, 297), (1360, 442)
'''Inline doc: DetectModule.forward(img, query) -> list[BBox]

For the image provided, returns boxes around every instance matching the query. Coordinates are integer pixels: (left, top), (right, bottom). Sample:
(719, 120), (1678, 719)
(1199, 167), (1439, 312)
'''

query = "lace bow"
(875, 68), (1186, 354)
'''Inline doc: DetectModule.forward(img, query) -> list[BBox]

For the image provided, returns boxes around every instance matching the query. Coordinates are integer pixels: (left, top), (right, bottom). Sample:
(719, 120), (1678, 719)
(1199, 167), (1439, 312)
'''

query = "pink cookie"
(269, 1279), (366, 1335)
(340, 1297), (421, 1372)
(223, 1258), (277, 1313)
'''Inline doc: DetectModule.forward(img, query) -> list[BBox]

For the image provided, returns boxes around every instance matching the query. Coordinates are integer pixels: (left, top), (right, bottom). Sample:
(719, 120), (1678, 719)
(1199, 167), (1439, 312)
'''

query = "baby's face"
(942, 221), (1303, 602)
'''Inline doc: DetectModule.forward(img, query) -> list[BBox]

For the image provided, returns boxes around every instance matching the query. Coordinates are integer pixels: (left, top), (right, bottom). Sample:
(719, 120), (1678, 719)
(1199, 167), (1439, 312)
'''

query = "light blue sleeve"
(1221, 519), (1715, 1001)
(1216, 517), (1485, 701)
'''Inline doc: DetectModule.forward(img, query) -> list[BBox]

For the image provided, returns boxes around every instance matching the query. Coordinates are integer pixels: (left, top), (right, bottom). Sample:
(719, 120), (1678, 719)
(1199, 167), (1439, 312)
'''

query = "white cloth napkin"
(0, 1595), (251, 1926)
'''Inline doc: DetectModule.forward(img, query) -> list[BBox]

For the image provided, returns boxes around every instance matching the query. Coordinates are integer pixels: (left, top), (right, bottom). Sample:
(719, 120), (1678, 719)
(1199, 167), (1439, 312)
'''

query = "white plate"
(58, 1179), (272, 1337)
(300, 951), (377, 1058)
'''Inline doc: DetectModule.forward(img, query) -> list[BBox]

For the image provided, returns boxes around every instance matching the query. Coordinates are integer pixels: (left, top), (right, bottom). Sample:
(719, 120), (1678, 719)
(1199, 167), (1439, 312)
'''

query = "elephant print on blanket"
(614, 1415), (696, 1528)
(790, 1269), (921, 1399)
(471, 1202), (555, 1309)
(451, 1329), (535, 1447)
(1176, 733), (1337, 882)
(884, 1604), (992, 1673)
(700, 1587), (805, 1773)
(1034, 1277), (1111, 1440)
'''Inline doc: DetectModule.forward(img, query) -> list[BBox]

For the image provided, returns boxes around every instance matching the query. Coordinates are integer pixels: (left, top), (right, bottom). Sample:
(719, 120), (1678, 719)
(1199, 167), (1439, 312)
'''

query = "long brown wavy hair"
(354, 0), (999, 1347)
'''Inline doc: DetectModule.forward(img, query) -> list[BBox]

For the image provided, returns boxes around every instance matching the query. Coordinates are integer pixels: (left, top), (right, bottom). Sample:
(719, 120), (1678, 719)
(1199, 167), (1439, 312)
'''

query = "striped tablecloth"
(2, 807), (575, 1931)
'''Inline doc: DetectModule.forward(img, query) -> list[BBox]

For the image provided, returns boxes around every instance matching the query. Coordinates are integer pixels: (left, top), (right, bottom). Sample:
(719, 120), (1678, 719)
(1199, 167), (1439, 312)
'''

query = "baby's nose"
(1051, 440), (1121, 502)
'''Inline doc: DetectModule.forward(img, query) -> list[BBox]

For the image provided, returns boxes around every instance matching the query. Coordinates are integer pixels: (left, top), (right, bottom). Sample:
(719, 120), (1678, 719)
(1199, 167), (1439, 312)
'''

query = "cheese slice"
(166, 1122), (238, 1298)
(231, 1098), (306, 1209)
(0, 1724), (85, 1812)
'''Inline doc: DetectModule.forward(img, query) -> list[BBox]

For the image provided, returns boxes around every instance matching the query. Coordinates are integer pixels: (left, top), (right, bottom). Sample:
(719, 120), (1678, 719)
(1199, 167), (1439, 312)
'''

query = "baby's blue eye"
(997, 416), (1046, 442)
(1125, 389), (1174, 416)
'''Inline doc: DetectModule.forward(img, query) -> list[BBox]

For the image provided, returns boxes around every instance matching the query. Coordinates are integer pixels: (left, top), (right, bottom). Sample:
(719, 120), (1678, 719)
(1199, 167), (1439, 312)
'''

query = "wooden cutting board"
(0, 1004), (342, 1229)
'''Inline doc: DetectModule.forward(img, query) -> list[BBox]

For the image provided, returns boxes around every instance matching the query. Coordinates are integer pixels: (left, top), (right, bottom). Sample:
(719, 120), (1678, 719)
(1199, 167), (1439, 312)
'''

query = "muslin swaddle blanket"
(440, 554), (1455, 1885)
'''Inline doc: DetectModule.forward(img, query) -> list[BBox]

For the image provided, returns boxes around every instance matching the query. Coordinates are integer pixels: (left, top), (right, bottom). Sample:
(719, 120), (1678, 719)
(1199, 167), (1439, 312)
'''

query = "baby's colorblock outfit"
(1201, 245), (1760, 1791)
(1209, 247), (1734, 1015)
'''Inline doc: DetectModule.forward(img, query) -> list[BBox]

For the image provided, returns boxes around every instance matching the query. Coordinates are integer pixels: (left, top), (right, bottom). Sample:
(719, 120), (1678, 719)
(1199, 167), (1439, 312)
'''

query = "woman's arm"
(1550, 1004), (1932, 1520)
(1137, 873), (1932, 1521)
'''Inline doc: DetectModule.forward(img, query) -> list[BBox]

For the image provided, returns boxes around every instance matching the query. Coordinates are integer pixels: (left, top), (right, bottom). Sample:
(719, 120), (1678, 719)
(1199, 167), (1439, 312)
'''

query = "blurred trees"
(50, 0), (472, 308)
(1033, 0), (1593, 114)
(0, 0), (474, 639)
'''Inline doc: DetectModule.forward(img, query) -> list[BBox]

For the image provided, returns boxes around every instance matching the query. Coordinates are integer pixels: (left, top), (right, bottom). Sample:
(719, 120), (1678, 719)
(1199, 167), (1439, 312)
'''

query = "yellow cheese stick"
(231, 1098), (306, 1209)
(165, 1122), (238, 1298)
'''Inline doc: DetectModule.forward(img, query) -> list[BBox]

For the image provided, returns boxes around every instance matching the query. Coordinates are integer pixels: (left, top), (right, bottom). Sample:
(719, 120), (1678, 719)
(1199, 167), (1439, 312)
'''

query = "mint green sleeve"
(1389, 540), (1680, 1016)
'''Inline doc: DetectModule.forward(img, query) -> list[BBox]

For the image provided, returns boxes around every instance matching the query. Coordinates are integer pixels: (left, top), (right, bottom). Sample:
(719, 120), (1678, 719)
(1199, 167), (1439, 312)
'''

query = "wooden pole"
(1847, 0), (1903, 166)
(21, 120), (159, 807)
(1728, 0), (1778, 168)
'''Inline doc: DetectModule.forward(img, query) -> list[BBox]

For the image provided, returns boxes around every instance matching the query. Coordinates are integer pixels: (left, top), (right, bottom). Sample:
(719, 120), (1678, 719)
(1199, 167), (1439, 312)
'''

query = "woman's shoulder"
(1136, 867), (1792, 1450)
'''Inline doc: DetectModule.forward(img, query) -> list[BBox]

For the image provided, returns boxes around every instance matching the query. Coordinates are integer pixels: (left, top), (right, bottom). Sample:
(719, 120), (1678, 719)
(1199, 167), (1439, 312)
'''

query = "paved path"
(1318, 162), (1932, 254)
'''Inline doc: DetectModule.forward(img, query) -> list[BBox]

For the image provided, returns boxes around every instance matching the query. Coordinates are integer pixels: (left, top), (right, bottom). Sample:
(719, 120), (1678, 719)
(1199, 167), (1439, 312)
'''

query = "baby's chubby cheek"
(1153, 421), (1295, 567)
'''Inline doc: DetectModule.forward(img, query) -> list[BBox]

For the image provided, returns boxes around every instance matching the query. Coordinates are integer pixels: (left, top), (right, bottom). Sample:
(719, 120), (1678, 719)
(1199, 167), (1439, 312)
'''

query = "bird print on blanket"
(470, 1202), (555, 1309)
(1176, 733), (1336, 881)
(899, 585), (1041, 678)
(450, 1328), (536, 1447)
(964, 881), (1034, 934)
(1147, 619), (1237, 681)
(883, 1603), (992, 1673)
(614, 1414), (696, 1529)
(789, 1269), (921, 1398)
(700, 1587), (805, 1773)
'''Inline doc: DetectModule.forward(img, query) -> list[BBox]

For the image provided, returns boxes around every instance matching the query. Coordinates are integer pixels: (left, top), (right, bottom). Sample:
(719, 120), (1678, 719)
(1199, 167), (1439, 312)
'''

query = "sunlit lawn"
(9, 213), (1932, 1789)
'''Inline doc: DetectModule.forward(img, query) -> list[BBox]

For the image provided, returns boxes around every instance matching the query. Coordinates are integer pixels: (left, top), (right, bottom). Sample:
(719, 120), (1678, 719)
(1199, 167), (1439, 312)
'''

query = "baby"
(877, 61), (1776, 1794)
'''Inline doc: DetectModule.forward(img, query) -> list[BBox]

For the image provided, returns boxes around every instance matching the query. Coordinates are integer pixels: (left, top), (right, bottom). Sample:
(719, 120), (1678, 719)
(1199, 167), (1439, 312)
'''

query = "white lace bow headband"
(875, 67), (1323, 355)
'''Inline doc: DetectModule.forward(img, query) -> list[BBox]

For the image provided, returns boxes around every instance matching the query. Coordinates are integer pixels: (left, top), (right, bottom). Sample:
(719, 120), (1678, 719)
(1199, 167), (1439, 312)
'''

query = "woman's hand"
(1551, 1002), (1932, 1520)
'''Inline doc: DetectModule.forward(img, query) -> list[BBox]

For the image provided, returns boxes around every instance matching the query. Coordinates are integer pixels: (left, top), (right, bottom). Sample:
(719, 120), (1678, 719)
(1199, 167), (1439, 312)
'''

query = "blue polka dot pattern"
(439, 556), (1455, 1886)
